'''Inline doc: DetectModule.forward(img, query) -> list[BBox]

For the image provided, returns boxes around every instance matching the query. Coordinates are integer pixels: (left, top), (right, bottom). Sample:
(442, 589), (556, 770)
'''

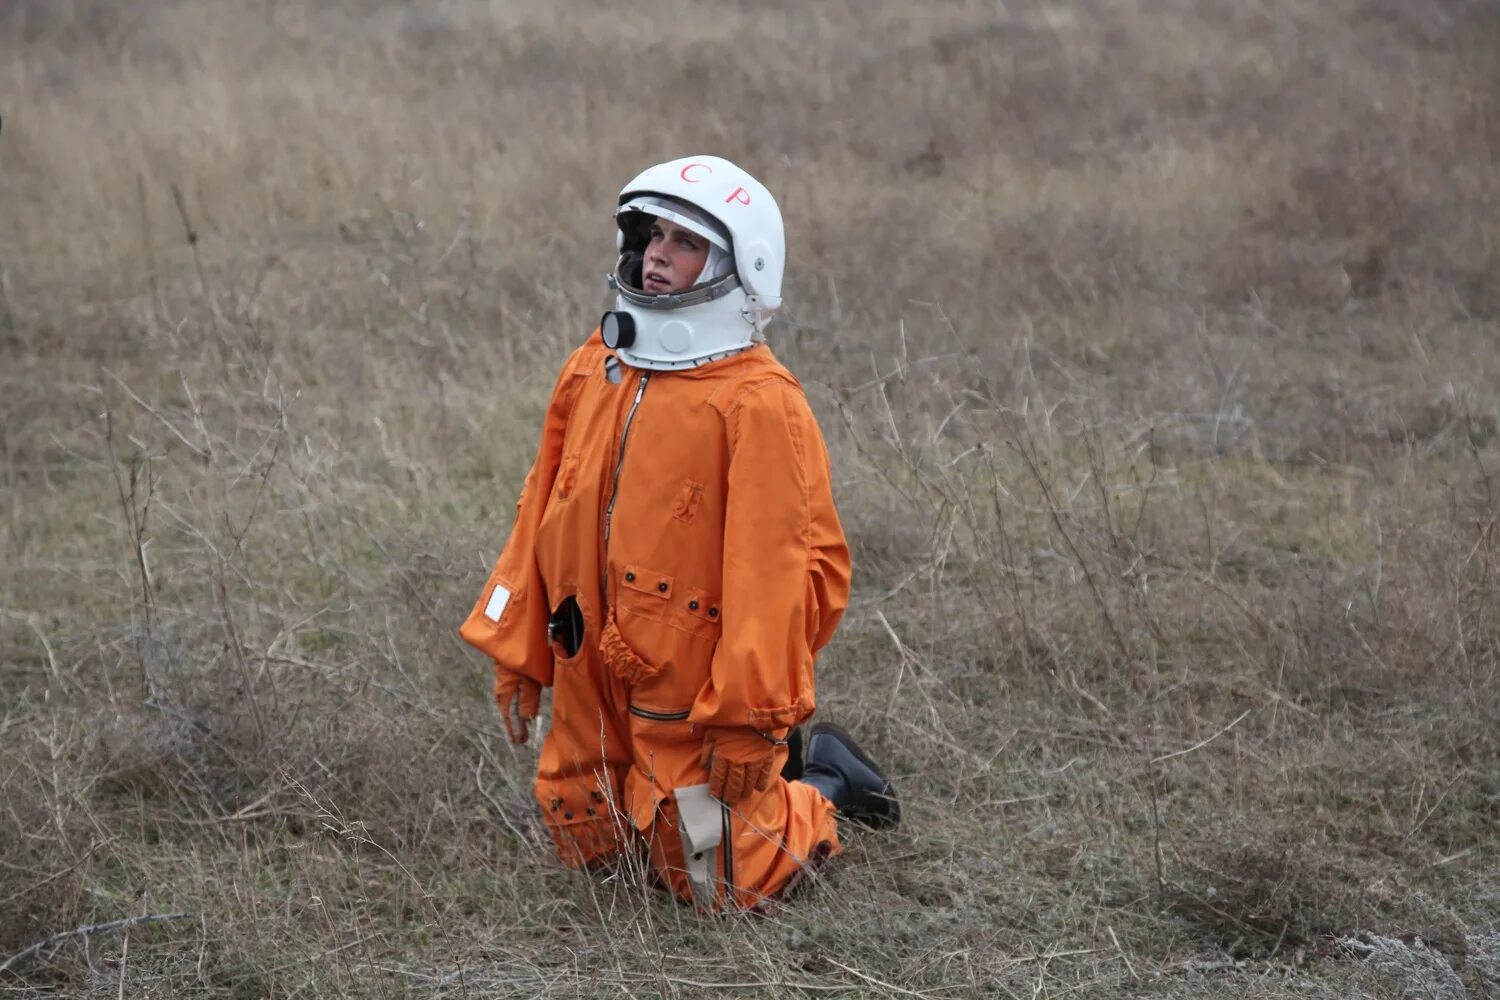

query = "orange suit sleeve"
(458, 347), (587, 687)
(690, 380), (852, 731)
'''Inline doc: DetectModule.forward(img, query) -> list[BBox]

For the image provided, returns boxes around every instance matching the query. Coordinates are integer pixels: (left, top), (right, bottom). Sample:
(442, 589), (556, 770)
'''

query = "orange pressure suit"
(460, 331), (850, 909)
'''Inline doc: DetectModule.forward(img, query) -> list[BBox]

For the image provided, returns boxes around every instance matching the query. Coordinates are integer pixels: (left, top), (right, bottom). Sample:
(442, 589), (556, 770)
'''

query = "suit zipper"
(627, 705), (691, 722)
(601, 372), (650, 608)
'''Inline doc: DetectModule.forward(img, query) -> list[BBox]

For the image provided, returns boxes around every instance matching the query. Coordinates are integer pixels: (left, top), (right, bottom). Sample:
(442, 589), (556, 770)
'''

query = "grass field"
(3, 0), (1498, 995)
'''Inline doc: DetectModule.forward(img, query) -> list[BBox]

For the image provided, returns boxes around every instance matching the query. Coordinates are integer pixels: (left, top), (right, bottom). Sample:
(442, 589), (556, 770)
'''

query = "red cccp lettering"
(680, 163), (711, 182)
(725, 187), (751, 206)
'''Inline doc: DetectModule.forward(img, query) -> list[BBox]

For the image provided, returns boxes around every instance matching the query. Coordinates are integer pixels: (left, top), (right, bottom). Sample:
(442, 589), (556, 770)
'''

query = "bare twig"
(103, 368), (211, 462)
(1151, 710), (1252, 764)
(103, 408), (158, 625)
(655, 975), (847, 992)
(136, 173), (170, 332)
(0, 913), (192, 974)
(1009, 427), (1131, 658)
(0, 836), (117, 908)
(474, 758), (533, 848)
(116, 910), (132, 1000)
(170, 182), (227, 337)
(825, 957), (951, 997)
(1145, 741), (1166, 906)
(0, 608), (60, 683)
(1109, 925), (1139, 981)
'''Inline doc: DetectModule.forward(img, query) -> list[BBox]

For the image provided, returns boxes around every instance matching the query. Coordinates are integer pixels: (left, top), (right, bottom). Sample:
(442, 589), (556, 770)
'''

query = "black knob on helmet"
(601, 311), (635, 350)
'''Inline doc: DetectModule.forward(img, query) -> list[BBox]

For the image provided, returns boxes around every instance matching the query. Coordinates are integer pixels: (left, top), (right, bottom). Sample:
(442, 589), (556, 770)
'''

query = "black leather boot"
(799, 722), (899, 828)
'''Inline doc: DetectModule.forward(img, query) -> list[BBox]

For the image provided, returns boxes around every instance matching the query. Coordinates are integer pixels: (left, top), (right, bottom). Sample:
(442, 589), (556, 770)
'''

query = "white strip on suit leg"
(675, 784), (724, 910)
(483, 584), (511, 622)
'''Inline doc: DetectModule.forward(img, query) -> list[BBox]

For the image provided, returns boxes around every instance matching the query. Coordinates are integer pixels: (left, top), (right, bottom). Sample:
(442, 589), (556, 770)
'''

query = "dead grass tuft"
(1171, 826), (1466, 956)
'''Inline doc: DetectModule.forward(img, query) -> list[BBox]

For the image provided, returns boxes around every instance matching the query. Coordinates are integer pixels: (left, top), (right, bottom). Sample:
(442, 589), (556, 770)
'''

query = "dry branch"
(0, 913), (193, 974)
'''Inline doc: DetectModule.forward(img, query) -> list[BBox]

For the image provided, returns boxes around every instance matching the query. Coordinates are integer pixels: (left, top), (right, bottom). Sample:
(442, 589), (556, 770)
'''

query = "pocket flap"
(681, 585), (721, 624)
(621, 565), (673, 599)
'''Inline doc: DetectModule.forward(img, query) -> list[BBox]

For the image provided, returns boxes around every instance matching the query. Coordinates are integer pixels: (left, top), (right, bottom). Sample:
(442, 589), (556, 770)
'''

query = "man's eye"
(678, 238), (697, 250)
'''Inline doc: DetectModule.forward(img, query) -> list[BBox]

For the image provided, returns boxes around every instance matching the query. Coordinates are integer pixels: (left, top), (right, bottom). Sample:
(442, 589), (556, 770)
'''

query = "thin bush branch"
(0, 913), (192, 974)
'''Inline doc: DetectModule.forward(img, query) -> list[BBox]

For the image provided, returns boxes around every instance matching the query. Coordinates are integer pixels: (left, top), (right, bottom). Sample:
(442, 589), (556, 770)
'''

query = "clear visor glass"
(616, 197), (730, 252)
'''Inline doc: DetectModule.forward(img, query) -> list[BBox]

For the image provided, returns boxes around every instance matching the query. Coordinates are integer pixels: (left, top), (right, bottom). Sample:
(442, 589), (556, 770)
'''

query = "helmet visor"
(616, 195), (731, 254)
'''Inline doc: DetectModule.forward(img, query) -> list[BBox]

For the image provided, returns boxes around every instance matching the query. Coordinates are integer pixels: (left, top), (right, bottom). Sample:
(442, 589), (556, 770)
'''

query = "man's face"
(641, 217), (711, 294)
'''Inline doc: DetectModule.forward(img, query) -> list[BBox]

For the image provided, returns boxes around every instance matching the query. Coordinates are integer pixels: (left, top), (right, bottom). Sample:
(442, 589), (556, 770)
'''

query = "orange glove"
(700, 726), (780, 804)
(494, 668), (541, 744)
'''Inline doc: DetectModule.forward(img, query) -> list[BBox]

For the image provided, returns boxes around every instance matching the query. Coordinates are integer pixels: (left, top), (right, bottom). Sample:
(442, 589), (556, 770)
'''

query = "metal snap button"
(708, 607), (719, 618)
(625, 572), (636, 582)
(689, 600), (699, 611)
(657, 581), (668, 593)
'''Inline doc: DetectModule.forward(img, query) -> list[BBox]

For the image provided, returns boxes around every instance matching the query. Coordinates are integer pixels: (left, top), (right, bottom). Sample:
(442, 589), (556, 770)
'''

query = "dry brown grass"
(3, 0), (1499, 996)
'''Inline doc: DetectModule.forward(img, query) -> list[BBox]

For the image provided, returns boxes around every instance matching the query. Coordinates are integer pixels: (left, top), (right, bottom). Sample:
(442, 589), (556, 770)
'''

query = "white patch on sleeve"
(483, 584), (512, 622)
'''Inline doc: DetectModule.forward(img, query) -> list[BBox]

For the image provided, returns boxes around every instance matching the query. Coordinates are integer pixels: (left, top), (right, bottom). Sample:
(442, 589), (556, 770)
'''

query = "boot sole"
(808, 722), (900, 828)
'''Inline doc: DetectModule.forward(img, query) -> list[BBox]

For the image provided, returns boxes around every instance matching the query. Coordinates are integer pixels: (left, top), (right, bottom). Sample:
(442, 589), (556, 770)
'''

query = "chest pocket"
(610, 564), (723, 699)
(671, 479), (705, 523)
(554, 454), (580, 500)
(618, 564), (722, 643)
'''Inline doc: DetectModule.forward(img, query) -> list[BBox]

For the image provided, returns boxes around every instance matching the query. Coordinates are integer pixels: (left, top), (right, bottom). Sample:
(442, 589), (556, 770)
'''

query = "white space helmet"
(602, 155), (785, 371)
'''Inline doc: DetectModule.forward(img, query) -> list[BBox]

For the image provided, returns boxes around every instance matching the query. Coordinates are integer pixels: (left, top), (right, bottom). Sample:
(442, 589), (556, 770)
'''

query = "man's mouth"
(644, 271), (670, 291)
